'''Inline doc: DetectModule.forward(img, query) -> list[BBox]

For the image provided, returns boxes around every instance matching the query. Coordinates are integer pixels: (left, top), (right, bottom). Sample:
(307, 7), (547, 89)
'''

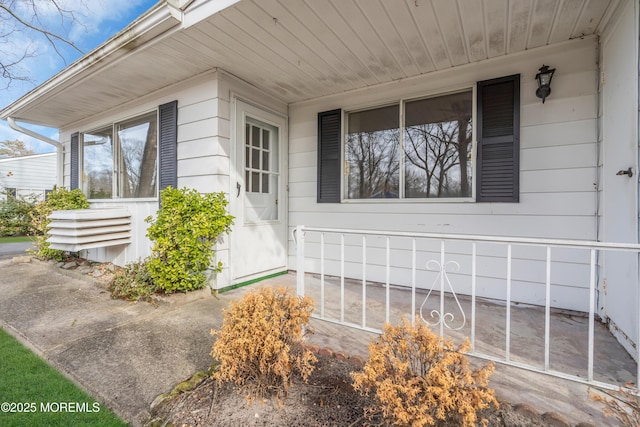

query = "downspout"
(594, 36), (603, 315)
(6, 117), (64, 187)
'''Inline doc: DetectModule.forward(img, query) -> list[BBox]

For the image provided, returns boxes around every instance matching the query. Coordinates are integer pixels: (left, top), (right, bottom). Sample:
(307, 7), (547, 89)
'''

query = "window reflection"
(81, 111), (157, 199)
(345, 105), (400, 199)
(82, 127), (113, 199)
(344, 91), (472, 200)
(117, 112), (157, 198)
(404, 92), (472, 198)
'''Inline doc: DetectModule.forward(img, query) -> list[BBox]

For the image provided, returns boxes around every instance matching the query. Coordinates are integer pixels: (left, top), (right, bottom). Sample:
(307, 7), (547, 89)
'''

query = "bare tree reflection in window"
(346, 105), (400, 199)
(118, 113), (157, 198)
(404, 92), (472, 198)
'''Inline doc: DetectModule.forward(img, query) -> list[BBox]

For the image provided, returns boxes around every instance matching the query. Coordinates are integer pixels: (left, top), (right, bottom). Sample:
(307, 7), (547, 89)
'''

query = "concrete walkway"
(0, 258), (228, 426)
(0, 241), (33, 259)
(0, 258), (628, 426)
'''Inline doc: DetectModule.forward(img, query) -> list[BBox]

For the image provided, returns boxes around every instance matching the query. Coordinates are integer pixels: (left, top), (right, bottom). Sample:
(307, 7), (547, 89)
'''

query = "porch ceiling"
(1, 0), (623, 129)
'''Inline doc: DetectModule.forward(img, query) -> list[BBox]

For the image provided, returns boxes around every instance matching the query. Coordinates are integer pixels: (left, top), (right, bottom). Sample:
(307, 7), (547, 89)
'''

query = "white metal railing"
(292, 225), (640, 390)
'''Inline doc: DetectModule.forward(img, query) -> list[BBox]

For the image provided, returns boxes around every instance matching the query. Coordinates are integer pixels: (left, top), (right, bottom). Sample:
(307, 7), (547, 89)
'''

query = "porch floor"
(242, 271), (637, 426)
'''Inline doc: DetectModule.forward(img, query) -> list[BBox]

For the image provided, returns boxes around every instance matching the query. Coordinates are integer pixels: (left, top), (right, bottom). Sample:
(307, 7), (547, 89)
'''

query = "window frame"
(80, 109), (159, 201)
(341, 86), (477, 203)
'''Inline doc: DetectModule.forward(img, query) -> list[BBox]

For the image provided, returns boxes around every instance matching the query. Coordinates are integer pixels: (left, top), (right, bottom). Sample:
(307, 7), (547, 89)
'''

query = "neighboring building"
(0, 0), (638, 365)
(0, 153), (57, 200)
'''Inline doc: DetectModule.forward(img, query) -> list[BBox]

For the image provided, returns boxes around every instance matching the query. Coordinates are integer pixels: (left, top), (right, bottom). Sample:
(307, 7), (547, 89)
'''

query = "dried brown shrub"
(210, 286), (316, 401)
(591, 382), (640, 426)
(352, 317), (498, 427)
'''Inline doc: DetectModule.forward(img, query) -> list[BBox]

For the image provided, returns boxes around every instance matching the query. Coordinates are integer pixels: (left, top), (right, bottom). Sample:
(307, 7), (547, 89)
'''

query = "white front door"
(231, 99), (287, 283)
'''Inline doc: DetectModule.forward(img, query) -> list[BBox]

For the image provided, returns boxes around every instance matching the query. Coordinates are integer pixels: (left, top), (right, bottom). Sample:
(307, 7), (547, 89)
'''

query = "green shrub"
(211, 286), (316, 401)
(145, 187), (234, 293)
(352, 318), (498, 427)
(0, 190), (37, 236)
(29, 186), (89, 261)
(108, 260), (157, 301)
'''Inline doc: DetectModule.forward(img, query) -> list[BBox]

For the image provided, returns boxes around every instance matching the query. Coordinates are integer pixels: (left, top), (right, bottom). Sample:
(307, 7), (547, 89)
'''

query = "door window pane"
(346, 105), (400, 199)
(251, 172), (260, 191)
(251, 148), (260, 169)
(404, 91), (472, 198)
(252, 126), (260, 147)
(82, 127), (113, 199)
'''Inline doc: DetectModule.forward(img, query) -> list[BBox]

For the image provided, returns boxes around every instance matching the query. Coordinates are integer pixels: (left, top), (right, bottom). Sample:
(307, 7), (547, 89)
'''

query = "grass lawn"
(0, 236), (33, 244)
(0, 328), (128, 427)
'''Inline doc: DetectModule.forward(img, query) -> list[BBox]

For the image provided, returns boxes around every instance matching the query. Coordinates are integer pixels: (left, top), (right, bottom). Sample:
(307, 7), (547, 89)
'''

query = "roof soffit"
(1, 0), (625, 128)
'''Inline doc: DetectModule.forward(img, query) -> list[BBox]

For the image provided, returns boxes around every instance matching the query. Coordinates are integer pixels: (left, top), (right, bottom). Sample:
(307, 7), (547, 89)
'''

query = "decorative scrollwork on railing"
(419, 259), (466, 331)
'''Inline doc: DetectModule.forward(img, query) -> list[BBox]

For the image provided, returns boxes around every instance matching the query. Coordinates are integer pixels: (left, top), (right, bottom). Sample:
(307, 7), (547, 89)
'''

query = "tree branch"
(0, 2), (83, 59)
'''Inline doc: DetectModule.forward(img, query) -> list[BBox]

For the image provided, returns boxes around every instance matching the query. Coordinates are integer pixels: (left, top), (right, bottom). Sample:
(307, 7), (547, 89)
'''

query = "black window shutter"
(476, 74), (520, 202)
(158, 100), (178, 192)
(70, 132), (79, 190)
(317, 109), (341, 203)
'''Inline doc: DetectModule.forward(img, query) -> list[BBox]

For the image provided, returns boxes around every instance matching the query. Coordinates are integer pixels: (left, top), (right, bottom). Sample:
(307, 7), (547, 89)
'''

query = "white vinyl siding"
(60, 72), (231, 266)
(0, 153), (56, 200)
(287, 37), (599, 311)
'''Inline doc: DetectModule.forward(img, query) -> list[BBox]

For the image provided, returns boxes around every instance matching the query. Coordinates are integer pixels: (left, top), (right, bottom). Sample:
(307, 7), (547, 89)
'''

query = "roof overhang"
(0, 0), (627, 129)
(0, 1), (183, 127)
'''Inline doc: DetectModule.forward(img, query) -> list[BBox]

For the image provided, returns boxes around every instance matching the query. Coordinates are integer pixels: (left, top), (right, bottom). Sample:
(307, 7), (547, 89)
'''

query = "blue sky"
(0, 0), (159, 154)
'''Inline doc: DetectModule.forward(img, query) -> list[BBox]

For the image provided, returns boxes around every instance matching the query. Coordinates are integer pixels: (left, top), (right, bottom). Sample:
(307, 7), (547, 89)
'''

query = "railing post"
(544, 246), (551, 371)
(411, 238), (416, 325)
(506, 244), (512, 362)
(295, 225), (305, 297)
(320, 232), (325, 318)
(362, 235), (367, 329)
(340, 234), (345, 323)
(471, 242), (476, 352)
(440, 240), (445, 338)
(386, 237), (390, 324)
(588, 248), (596, 382)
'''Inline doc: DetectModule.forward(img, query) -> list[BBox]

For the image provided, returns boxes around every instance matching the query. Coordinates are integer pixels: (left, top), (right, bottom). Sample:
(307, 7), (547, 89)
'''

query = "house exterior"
(0, 153), (57, 200)
(1, 0), (638, 358)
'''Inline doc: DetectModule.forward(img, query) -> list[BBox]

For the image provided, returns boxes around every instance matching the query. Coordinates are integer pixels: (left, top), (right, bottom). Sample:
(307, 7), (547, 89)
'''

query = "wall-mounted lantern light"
(535, 65), (555, 103)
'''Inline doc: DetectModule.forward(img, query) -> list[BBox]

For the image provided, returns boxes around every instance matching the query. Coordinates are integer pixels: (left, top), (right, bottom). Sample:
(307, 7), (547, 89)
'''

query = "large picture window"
(82, 112), (157, 199)
(345, 90), (472, 200)
(318, 75), (519, 204)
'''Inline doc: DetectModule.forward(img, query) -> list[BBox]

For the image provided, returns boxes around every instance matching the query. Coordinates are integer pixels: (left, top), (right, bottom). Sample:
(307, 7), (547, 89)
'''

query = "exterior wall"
(287, 38), (599, 311)
(599, 0), (639, 357)
(0, 153), (56, 200)
(57, 69), (288, 290)
(59, 71), (227, 268)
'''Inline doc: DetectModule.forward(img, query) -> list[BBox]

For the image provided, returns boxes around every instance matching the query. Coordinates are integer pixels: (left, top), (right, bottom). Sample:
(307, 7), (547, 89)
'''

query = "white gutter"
(6, 117), (64, 187)
(6, 117), (61, 150)
(0, 1), (180, 123)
